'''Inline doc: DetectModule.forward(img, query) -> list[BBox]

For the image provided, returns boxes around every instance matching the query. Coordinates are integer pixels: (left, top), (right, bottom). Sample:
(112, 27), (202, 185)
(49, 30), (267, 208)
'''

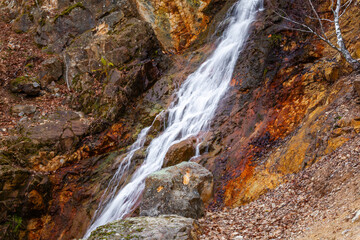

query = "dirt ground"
(0, 16), (69, 137)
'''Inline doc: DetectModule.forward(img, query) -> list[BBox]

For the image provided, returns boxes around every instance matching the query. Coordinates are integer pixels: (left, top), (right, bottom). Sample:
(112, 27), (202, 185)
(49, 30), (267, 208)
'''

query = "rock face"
(66, 17), (165, 121)
(0, 156), (51, 240)
(195, 1), (360, 208)
(88, 215), (201, 240)
(140, 162), (213, 219)
(135, 0), (227, 51)
(354, 78), (360, 96)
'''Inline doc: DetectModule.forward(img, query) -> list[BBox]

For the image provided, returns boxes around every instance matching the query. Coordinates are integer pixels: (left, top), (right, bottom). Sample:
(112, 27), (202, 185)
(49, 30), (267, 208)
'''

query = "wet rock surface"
(163, 137), (197, 167)
(196, 1), (360, 209)
(140, 162), (213, 219)
(88, 215), (201, 240)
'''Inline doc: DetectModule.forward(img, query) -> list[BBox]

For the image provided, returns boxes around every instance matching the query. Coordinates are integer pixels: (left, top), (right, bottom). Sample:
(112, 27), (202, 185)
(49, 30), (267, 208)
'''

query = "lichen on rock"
(140, 162), (213, 219)
(88, 215), (201, 240)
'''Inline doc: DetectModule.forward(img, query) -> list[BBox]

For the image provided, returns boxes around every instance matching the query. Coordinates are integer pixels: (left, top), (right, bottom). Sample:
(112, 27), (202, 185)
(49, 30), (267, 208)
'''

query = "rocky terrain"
(200, 122), (360, 240)
(0, 0), (359, 239)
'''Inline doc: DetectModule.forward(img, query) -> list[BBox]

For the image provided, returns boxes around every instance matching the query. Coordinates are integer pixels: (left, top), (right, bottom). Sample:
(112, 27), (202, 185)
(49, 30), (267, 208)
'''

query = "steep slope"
(199, 75), (360, 239)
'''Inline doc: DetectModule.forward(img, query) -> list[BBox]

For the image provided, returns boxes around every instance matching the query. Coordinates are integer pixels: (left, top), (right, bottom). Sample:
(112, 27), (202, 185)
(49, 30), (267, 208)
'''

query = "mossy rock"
(54, 3), (85, 22)
(9, 76), (40, 96)
(88, 215), (201, 240)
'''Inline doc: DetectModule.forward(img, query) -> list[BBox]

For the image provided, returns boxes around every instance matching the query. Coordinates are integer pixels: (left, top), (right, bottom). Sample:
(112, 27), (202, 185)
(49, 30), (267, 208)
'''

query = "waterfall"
(84, 0), (264, 237)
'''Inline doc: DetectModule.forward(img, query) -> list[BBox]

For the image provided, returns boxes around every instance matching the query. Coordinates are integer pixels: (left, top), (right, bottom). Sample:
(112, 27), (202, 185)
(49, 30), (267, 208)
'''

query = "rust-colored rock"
(135, 0), (220, 51)
(28, 190), (45, 210)
(163, 137), (197, 167)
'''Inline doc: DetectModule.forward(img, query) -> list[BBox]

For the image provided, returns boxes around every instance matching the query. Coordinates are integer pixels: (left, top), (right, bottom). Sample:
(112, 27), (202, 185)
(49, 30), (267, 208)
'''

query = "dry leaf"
(157, 186), (164, 192)
(183, 170), (190, 185)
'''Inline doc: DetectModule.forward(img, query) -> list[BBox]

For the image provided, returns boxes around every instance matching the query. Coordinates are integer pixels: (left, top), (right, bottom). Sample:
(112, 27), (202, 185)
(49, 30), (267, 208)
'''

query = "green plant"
(3, 215), (24, 239)
(267, 33), (282, 46)
(92, 56), (115, 83)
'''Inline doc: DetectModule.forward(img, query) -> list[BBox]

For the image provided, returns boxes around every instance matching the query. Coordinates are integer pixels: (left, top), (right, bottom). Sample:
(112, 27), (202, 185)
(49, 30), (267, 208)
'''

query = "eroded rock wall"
(194, 1), (360, 208)
(135, 0), (227, 51)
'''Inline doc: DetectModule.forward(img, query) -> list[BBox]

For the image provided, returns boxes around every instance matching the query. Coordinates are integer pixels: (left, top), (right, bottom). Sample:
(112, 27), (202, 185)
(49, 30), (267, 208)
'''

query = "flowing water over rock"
(84, 0), (264, 237)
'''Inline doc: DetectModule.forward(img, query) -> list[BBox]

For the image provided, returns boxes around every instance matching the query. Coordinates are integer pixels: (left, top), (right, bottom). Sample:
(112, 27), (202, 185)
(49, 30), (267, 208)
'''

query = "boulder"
(12, 13), (33, 33)
(11, 105), (37, 116)
(9, 76), (41, 97)
(38, 56), (64, 88)
(88, 215), (201, 240)
(4, 110), (90, 160)
(163, 137), (197, 167)
(140, 162), (213, 219)
(26, 111), (89, 151)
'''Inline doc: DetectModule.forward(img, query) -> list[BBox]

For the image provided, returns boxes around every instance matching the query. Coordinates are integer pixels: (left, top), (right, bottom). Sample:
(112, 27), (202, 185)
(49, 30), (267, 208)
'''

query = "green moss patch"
(54, 2), (85, 22)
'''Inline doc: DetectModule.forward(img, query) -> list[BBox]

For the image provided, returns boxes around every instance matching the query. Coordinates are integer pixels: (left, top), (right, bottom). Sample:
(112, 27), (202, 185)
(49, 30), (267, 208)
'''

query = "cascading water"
(84, 0), (263, 237)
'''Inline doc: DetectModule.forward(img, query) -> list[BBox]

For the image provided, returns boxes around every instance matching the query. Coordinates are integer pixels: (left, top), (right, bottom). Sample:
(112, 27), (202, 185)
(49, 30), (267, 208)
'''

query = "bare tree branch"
(272, 0), (360, 71)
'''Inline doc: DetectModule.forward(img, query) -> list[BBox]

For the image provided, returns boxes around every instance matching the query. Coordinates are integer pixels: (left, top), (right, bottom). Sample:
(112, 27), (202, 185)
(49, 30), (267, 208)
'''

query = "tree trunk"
(334, 0), (360, 71)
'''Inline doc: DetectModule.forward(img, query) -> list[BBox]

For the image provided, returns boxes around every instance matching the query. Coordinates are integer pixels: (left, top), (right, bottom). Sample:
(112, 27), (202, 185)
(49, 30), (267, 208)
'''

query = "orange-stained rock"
(135, 0), (215, 51)
(28, 190), (45, 210)
(200, 1), (360, 209)
(324, 63), (340, 82)
(354, 42), (360, 59)
(163, 137), (197, 167)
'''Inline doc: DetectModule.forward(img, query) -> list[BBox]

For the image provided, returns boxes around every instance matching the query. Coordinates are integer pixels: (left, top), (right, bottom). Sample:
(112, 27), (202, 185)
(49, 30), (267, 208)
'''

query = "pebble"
(232, 236), (244, 240)
(352, 210), (360, 223)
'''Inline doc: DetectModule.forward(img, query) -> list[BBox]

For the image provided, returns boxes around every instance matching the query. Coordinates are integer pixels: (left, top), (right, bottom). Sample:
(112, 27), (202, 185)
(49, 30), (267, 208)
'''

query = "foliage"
(2, 215), (24, 239)
(92, 56), (115, 83)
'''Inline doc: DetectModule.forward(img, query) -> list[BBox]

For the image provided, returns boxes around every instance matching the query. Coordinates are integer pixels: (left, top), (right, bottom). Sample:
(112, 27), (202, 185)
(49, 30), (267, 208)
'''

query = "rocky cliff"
(0, 0), (359, 239)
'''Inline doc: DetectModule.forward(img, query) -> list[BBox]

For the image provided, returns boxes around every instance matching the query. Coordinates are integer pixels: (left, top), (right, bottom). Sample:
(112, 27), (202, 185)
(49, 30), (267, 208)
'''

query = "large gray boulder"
(88, 215), (201, 240)
(140, 162), (213, 219)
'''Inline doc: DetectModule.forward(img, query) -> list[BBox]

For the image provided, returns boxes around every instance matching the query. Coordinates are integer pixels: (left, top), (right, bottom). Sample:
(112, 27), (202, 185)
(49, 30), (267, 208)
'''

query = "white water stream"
(84, 0), (263, 237)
